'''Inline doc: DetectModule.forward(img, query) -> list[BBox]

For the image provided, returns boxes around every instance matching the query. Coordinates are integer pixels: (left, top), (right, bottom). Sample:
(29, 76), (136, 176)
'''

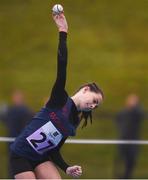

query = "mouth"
(84, 104), (91, 111)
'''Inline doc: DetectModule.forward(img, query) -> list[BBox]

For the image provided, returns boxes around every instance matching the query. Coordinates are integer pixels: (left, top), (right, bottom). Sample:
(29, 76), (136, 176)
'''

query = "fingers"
(71, 170), (82, 178)
(73, 165), (82, 171)
(52, 13), (65, 25)
(52, 13), (64, 20)
(74, 166), (82, 176)
(66, 165), (82, 178)
(52, 12), (68, 32)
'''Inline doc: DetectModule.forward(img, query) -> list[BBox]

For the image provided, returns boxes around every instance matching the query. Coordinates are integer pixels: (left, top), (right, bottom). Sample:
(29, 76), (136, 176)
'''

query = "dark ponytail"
(78, 82), (104, 128)
(80, 111), (92, 128)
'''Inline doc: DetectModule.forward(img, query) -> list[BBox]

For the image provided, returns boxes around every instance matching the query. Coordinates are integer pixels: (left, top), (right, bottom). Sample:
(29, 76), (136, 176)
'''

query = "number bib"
(26, 121), (63, 154)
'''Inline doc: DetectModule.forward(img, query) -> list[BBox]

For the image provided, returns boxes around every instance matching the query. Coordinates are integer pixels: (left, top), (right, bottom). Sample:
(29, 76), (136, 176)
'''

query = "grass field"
(0, 0), (148, 178)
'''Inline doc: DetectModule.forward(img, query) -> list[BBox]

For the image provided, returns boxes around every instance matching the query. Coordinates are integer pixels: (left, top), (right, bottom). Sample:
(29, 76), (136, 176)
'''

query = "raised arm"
(46, 14), (68, 108)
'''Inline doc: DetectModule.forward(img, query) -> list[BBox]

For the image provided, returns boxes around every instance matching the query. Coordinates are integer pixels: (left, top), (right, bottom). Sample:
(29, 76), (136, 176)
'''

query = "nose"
(90, 104), (97, 109)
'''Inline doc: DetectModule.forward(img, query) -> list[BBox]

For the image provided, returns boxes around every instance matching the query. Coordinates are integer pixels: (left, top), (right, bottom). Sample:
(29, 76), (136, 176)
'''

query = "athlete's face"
(78, 87), (103, 112)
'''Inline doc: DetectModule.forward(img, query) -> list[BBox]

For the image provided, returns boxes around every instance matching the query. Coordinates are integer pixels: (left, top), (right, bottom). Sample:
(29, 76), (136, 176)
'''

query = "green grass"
(0, 0), (148, 178)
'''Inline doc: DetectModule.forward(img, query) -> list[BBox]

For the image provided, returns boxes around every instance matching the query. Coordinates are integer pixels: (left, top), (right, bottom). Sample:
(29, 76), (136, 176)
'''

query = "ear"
(82, 86), (90, 93)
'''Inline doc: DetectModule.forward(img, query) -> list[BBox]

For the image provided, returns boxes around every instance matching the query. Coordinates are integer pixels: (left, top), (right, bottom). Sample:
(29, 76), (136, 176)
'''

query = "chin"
(83, 108), (91, 112)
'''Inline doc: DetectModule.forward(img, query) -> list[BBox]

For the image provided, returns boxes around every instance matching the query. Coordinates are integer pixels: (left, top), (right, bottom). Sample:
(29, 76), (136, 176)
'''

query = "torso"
(10, 97), (79, 161)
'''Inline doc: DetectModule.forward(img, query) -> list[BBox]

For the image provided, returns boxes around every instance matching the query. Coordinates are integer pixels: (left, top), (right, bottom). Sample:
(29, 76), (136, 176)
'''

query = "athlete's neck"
(71, 94), (80, 111)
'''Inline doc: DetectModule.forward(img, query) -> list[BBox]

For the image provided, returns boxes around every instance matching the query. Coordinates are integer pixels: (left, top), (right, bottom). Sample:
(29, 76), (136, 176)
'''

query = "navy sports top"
(11, 32), (80, 172)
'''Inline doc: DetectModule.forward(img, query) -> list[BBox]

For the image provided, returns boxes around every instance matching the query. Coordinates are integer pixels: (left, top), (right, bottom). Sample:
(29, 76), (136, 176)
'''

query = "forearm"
(56, 31), (67, 89)
(58, 32), (67, 64)
(50, 150), (69, 172)
(54, 13), (68, 78)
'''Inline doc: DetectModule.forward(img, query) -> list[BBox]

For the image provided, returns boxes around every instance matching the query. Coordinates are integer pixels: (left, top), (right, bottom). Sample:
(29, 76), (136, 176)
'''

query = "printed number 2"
(30, 132), (54, 152)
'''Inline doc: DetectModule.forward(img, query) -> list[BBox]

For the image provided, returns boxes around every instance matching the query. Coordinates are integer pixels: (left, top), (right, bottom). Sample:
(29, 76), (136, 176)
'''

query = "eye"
(93, 99), (98, 104)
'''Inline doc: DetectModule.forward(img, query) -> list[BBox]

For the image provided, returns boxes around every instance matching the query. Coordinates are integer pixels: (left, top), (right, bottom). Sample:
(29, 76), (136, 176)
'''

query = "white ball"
(52, 4), (63, 15)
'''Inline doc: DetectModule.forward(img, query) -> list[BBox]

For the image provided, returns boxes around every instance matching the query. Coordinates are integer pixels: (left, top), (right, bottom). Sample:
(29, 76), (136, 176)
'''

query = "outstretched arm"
(46, 14), (68, 108)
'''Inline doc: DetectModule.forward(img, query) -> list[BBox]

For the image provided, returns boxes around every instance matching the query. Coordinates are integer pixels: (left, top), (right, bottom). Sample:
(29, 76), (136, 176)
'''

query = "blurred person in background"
(114, 94), (144, 179)
(0, 89), (33, 178)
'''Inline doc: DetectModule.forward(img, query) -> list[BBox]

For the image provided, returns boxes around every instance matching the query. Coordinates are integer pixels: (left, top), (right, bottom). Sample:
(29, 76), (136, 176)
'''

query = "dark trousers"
(8, 143), (13, 178)
(114, 144), (138, 179)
